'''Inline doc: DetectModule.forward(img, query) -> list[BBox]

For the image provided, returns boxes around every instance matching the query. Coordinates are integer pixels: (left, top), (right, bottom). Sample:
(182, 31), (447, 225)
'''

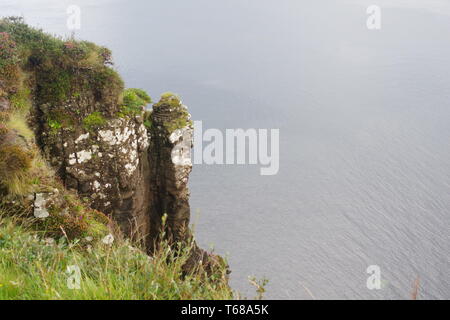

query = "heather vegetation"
(0, 212), (233, 300)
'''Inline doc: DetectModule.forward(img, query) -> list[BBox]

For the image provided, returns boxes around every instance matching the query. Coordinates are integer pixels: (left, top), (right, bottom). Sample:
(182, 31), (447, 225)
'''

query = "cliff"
(0, 16), (227, 295)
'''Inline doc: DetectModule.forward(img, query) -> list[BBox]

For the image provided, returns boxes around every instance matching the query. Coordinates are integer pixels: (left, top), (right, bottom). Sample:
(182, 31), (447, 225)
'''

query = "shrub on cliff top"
(155, 92), (182, 108)
(119, 88), (152, 116)
(153, 92), (191, 132)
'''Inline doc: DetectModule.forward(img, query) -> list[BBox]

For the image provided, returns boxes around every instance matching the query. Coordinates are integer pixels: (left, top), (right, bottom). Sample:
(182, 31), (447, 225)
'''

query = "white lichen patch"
(98, 129), (116, 145)
(75, 132), (90, 144)
(68, 150), (92, 165)
(137, 124), (149, 150)
(98, 121), (136, 148)
(92, 180), (101, 192)
(33, 193), (50, 219)
(171, 128), (193, 166)
(169, 129), (183, 144)
(65, 118), (147, 204)
(125, 163), (137, 176)
(171, 147), (192, 166)
(102, 234), (114, 245)
(76, 150), (92, 163)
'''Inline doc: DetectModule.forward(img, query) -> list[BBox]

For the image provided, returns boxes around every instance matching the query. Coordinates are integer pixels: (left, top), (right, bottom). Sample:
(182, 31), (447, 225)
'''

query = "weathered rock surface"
(36, 107), (152, 241)
(33, 93), (202, 257)
(147, 99), (194, 249)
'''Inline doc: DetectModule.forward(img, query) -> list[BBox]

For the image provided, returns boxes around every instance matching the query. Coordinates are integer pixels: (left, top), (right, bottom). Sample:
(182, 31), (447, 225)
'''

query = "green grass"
(119, 88), (152, 117)
(6, 111), (34, 140)
(0, 215), (234, 300)
(0, 17), (266, 301)
(83, 112), (106, 131)
(9, 86), (31, 111)
(152, 93), (192, 133)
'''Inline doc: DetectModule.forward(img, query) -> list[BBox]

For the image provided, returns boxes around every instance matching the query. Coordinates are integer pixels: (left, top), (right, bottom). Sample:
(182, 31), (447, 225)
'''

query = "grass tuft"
(0, 213), (234, 300)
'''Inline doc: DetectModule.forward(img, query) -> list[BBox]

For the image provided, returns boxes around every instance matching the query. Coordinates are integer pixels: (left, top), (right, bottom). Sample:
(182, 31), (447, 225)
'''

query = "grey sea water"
(2, 0), (449, 299)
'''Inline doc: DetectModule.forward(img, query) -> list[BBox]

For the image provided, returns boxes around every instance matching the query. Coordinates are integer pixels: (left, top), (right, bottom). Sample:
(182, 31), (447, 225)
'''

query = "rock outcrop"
(0, 18), (220, 273)
(147, 95), (194, 249)
(34, 94), (197, 252)
(37, 109), (152, 241)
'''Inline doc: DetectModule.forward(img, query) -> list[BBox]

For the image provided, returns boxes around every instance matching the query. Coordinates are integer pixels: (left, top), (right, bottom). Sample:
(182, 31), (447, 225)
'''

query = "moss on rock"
(83, 111), (106, 131)
(152, 92), (192, 133)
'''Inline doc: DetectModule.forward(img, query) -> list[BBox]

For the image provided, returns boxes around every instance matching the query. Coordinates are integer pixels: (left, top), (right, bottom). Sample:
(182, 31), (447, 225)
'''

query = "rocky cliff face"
(37, 109), (152, 240)
(147, 96), (194, 250)
(0, 18), (221, 273)
(34, 93), (196, 253)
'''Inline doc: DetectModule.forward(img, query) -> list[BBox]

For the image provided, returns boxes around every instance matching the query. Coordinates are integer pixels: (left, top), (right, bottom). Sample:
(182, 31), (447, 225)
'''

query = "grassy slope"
(0, 214), (233, 300)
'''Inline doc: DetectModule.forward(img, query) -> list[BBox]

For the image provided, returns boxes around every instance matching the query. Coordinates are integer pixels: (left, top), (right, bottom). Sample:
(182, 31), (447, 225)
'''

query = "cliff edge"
(0, 17), (226, 290)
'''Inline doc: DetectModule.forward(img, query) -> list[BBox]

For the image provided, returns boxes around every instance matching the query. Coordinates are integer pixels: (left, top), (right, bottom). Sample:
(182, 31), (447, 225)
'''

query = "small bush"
(36, 68), (72, 104)
(63, 41), (89, 60)
(156, 92), (181, 108)
(0, 17), (124, 107)
(120, 88), (152, 116)
(37, 206), (108, 240)
(48, 119), (62, 133)
(83, 112), (106, 131)
(0, 32), (19, 69)
(153, 93), (191, 132)
(144, 119), (152, 129)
